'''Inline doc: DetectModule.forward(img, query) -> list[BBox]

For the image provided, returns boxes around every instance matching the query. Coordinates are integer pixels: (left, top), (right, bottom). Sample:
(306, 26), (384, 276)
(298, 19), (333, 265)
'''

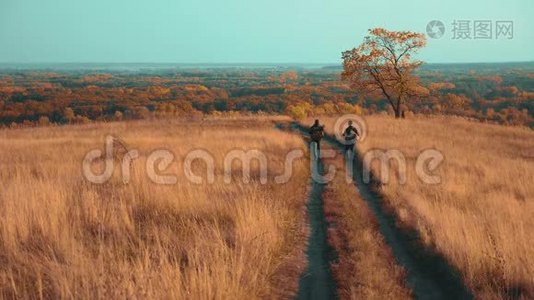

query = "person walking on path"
(342, 120), (359, 154)
(309, 119), (324, 159)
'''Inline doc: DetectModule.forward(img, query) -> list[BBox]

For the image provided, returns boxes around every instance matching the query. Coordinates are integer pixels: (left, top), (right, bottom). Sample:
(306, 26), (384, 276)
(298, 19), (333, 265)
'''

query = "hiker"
(309, 119), (324, 155)
(342, 120), (359, 153)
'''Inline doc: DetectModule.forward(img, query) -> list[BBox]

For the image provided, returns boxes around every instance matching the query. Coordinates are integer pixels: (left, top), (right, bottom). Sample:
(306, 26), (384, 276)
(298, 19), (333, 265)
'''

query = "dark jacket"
(309, 124), (324, 141)
(343, 125), (359, 142)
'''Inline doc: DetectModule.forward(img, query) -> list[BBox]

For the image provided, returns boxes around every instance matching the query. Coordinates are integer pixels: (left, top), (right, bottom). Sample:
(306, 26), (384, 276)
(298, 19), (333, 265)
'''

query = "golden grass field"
(314, 115), (534, 299)
(2, 114), (533, 299)
(0, 118), (310, 299)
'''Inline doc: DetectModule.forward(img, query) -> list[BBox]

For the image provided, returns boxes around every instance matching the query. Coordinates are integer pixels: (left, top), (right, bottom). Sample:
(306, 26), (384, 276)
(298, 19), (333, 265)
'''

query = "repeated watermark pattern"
(82, 115), (444, 186)
(426, 19), (513, 40)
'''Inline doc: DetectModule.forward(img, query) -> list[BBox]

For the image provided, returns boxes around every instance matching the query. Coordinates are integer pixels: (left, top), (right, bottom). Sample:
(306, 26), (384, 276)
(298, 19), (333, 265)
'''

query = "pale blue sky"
(0, 0), (532, 63)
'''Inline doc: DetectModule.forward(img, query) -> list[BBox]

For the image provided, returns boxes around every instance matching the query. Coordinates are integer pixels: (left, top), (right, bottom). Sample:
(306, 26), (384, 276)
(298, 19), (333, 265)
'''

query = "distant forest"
(0, 62), (532, 127)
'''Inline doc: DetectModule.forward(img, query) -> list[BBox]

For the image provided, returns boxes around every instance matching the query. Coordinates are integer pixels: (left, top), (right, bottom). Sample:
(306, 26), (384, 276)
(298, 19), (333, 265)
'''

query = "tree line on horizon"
(0, 28), (532, 128)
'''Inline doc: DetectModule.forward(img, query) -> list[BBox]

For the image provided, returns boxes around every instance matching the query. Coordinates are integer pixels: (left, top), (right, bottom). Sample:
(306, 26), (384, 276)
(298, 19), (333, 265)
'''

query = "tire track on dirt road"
(293, 122), (473, 300)
(280, 123), (337, 300)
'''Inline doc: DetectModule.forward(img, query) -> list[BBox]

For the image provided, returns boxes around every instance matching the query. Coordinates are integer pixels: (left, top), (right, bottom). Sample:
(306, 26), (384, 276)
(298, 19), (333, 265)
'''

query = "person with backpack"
(309, 119), (324, 157)
(342, 120), (359, 154)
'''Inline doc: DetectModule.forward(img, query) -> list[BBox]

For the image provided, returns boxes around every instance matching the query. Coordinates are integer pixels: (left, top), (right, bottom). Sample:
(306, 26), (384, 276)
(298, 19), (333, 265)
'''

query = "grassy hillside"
(314, 115), (534, 298)
(0, 118), (309, 298)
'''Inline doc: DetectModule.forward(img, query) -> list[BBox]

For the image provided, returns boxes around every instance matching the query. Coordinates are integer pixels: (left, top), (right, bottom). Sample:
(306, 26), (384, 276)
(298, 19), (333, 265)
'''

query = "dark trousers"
(312, 139), (321, 157)
(313, 140), (321, 151)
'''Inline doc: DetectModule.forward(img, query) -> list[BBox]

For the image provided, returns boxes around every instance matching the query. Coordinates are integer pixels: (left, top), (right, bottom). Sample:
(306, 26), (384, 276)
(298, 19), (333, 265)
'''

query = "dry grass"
(313, 114), (534, 299)
(320, 150), (412, 299)
(0, 118), (309, 299)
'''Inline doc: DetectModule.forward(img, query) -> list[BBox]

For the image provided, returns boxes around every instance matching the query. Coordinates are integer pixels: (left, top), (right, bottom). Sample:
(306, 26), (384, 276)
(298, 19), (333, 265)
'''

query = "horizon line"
(0, 60), (533, 66)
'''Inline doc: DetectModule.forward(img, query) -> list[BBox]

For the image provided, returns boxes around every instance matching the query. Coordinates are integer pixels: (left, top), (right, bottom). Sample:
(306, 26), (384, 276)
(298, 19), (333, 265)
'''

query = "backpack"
(344, 127), (356, 141)
(310, 126), (324, 141)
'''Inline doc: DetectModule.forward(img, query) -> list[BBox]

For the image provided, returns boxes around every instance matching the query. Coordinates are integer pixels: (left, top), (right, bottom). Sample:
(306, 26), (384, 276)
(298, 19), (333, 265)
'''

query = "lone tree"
(342, 28), (427, 118)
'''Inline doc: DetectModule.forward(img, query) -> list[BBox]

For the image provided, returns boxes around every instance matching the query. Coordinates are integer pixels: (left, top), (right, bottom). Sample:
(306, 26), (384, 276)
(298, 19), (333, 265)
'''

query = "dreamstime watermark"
(426, 19), (514, 40)
(334, 114), (368, 144)
(81, 115), (445, 186)
(361, 148), (444, 185)
(82, 137), (307, 185)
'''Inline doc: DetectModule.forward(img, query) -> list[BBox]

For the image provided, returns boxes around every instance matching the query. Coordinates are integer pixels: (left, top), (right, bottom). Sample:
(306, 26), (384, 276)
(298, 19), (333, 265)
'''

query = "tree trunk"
(394, 97), (402, 119)
(387, 97), (402, 118)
